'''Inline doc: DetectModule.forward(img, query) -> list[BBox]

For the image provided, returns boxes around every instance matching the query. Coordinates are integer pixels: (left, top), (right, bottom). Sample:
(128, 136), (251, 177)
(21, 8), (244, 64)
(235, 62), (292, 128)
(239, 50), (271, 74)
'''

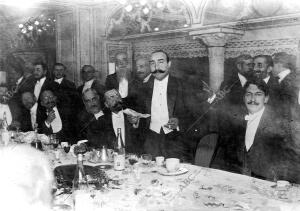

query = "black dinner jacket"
(77, 109), (144, 155)
(212, 106), (300, 183)
(105, 73), (118, 91)
(37, 102), (77, 143)
(142, 75), (192, 132)
(19, 104), (43, 132)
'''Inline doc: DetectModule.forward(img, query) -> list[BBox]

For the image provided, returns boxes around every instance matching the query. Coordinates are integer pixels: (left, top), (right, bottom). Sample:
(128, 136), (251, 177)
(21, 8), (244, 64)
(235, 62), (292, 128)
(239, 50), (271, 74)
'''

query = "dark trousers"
(144, 128), (167, 158)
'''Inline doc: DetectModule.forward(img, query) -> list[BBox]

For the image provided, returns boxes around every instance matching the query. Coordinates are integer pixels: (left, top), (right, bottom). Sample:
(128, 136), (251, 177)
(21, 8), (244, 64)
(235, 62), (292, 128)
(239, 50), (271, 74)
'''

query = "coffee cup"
(155, 156), (165, 166)
(166, 158), (180, 172)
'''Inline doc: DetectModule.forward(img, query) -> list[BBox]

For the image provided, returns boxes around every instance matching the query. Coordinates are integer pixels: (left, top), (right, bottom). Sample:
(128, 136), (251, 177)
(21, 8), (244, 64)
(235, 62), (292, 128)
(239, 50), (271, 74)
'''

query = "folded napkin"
(18, 131), (49, 144)
(123, 108), (150, 118)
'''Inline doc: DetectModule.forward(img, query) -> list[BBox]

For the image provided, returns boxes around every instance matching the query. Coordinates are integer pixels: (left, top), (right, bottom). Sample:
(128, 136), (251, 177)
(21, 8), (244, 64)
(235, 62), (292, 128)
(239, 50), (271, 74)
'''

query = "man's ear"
(167, 61), (171, 68)
(237, 64), (242, 71)
(264, 95), (269, 104)
(267, 66), (273, 74)
(104, 101), (109, 108)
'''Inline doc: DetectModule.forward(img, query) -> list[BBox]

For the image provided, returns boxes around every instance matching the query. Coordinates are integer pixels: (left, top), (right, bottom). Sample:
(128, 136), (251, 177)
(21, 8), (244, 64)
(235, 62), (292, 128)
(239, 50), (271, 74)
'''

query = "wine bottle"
(113, 128), (125, 170)
(72, 153), (89, 190)
(1, 112), (10, 145)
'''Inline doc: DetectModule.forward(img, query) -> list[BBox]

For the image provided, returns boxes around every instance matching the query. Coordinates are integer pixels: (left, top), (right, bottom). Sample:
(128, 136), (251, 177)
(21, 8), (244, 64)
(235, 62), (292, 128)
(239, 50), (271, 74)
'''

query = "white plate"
(158, 167), (189, 176)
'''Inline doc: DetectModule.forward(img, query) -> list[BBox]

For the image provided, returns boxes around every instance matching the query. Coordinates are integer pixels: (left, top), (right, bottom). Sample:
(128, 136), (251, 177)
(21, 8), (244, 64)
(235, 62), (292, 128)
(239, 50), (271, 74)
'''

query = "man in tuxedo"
(78, 88), (143, 154)
(212, 78), (300, 183)
(28, 61), (59, 112)
(52, 63), (80, 117)
(105, 52), (131, 99)
(77, 65), (105, 109)
(20, 92), (39, 132)
(38, 90), (76, 143)
(141, 50), (193, 160)
(104, 89), (143, 154)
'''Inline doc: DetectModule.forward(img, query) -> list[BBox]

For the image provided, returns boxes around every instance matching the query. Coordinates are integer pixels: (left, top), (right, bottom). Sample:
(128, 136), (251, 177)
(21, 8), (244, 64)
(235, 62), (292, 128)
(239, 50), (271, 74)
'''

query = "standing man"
(105, 52), (131, 99)
(142, 50), (192, 159)
(53, 63), (80, 115)
(77, 65), (105, 110)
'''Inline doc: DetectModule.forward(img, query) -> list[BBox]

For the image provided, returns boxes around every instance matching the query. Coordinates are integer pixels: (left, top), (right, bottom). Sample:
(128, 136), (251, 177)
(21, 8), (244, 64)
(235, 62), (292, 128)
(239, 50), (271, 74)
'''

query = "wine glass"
(49, 134), (59, 149)
(141, 154), (152, 165)
(127, 153), (139, 166)
(61, 142), (70, 153)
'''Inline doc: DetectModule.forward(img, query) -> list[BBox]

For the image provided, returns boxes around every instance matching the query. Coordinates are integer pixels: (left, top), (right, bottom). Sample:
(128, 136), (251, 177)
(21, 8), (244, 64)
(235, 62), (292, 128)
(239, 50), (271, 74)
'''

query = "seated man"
(78, 88), (144, 154)
(0, 145), (54, 211)
(38, 90), (76, 143)
(104, 89), (144, 155)
(77, 88), (116, 149)
(20, 92), (39, 132)
(212, 78), (300, 183)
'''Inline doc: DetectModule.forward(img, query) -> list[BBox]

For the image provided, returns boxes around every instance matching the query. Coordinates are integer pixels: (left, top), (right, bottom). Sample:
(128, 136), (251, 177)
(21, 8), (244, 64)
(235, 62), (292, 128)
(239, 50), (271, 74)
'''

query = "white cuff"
(45, 121), (51, 128)
(207, 94), (216, 104)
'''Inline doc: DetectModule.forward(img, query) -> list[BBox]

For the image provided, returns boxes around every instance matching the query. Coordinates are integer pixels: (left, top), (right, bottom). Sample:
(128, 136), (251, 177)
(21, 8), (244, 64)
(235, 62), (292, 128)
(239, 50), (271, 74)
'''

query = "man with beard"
(105, 52), (131, 99)
(212, 78), (300, 183)
(38, 90), (76, 143)
(104, 89), (144, 154)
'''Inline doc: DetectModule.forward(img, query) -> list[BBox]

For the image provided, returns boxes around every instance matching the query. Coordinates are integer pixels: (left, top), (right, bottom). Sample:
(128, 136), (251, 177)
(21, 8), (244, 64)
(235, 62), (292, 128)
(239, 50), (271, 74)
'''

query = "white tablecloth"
(51, 150), (300, 211)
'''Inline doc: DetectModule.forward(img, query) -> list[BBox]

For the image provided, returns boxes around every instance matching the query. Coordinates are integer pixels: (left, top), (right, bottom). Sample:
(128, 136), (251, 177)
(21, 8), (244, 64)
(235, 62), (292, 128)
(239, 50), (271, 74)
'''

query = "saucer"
(158, 167), (189, 176)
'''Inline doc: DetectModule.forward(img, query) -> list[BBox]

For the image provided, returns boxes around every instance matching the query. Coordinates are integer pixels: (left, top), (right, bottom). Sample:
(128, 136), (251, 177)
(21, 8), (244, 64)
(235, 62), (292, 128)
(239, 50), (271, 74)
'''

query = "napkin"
(123, 108), (150, 118)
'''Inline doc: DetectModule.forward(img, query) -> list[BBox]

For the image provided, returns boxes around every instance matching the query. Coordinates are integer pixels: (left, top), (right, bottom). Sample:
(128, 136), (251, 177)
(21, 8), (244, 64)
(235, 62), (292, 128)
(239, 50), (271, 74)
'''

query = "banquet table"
(50, 149), (300, 211)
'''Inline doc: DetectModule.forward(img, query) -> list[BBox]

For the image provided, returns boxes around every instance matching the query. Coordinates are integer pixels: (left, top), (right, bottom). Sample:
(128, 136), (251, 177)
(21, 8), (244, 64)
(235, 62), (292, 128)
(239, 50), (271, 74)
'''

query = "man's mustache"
(151, 69), (165, 74)
(247, 101), (259, 105)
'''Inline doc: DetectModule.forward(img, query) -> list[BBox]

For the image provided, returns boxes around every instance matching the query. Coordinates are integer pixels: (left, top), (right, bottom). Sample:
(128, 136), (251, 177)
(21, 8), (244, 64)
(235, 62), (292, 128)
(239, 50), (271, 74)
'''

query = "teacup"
(166, 158), (180, 172)
(155, 156), (165, 166)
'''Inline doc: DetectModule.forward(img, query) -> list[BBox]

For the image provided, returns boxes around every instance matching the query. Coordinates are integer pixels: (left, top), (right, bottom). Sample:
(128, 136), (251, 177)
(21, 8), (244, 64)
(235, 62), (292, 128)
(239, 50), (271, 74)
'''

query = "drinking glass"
(127, 153), (139, 166)
(141, 154), (152, 165)
(61, 142), (70, 153)
(49, 134), (59, 149)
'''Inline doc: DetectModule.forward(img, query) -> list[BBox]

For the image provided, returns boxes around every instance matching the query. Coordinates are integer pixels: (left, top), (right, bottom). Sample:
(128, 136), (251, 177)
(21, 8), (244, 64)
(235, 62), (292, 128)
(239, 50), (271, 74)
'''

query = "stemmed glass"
(127, 153), (139, 173)
(49, 134), (59, 149)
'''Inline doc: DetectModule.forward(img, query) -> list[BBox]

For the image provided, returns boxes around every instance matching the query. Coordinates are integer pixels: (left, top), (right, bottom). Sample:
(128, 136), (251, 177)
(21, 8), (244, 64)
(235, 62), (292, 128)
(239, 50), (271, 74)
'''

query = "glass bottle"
(73, 153), (91, 211)
(73, 153), (89, 190)
(113, 128), (125, 170)
(31, 124), (43, 150)
(1, 112), (10, 145)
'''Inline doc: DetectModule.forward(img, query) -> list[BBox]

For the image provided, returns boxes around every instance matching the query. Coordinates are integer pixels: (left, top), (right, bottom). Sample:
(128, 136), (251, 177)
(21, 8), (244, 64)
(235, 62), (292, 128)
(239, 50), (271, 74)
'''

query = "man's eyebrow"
(158, 59), (164, 62)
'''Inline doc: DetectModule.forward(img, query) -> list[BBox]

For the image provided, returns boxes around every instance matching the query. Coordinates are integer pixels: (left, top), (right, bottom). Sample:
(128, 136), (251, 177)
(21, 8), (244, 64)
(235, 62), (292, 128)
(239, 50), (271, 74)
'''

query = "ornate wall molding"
(133, 34), (299, 59)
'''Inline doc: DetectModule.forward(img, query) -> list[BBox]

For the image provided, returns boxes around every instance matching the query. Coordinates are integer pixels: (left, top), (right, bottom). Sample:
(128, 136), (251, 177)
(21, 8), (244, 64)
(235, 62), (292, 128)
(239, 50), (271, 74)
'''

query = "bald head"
(136, 58), (151, 80)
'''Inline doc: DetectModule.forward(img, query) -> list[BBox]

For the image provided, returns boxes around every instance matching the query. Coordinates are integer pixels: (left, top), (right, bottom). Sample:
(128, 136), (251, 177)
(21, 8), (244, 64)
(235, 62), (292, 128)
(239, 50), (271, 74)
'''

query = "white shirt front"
(82, 79), (94, 93)
(0, 103), (12, 125)
(34, 77), (46, 99)
(263, 75), (270, 84)
(45, 106), (62, 133)
(118, 78), (128, 98)
(54, 78), (63, 84)
(30, 103), (38, 129)
(277, 68), (291, 84)
(245, 107), (265, 151)
(150, 75), (172, 134)
(112, 110), (125, 145)
(143, 74), (151, 83)
(94, 110), (104, 120)
(238, 73), (247, 87)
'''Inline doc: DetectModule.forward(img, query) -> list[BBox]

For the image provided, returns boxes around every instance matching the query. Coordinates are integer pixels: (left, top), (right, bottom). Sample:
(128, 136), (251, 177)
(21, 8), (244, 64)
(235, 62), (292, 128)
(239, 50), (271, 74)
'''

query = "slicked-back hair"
(244, 78), (269, 96)
(53, 62), (66, 70)
(235, 54), (252, 66)
(82, 88), (99, 101)
(254, 55), (274, 68)
(273, 52), (292, 69)
(33, 61), (48, 71)
(81, 65), (95, 73)
(151, 50), (170, 63)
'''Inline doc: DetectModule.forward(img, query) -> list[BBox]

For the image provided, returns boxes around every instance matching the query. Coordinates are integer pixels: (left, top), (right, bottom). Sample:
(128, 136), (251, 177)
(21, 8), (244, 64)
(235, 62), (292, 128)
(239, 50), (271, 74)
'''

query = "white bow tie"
(245, 114), (255, 121)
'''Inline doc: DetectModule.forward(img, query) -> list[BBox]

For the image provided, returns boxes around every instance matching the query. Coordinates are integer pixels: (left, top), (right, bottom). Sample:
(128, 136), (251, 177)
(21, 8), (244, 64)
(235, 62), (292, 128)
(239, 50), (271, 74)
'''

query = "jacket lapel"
(167, 76), (177, 117)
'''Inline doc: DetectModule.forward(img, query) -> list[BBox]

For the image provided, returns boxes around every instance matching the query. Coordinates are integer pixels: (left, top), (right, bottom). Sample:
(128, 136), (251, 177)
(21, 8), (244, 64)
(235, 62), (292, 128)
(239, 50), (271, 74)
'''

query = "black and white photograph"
(1, 0), (300, 210)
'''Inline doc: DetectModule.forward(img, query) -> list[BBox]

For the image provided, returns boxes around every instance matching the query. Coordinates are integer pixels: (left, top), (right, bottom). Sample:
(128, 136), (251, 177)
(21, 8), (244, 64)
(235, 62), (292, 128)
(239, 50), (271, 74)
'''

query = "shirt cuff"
(132, 118), (140, 128)
(207, 94), (216, 104)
